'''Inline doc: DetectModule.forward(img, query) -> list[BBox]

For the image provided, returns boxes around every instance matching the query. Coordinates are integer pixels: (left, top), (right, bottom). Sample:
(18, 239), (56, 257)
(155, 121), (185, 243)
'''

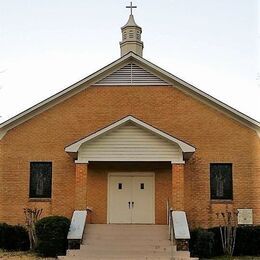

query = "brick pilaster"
(172, 163), (185, 210)
(75, 163), (88, 210)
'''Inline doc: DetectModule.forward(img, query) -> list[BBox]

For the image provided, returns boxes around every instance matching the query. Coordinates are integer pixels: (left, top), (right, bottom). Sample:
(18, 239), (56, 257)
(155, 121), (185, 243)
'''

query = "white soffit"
(65, 115), (196, 154)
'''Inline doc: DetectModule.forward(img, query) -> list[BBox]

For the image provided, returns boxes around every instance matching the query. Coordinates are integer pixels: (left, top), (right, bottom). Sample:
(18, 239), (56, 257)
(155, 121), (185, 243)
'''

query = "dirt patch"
(0, 250), (56, 259)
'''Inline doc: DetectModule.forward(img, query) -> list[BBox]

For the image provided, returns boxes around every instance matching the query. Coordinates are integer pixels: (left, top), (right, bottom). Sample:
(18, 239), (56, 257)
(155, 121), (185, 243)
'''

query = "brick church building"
(0, 10), (259, 229)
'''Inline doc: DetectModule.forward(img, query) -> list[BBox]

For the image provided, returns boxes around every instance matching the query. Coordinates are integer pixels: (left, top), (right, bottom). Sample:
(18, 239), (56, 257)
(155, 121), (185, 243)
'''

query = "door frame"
(107, 172), (155, 224)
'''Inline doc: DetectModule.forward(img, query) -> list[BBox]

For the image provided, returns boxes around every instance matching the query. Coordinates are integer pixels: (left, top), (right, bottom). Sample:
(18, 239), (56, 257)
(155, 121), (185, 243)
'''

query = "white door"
(132, 176), (154, 223)
(109, 174), (154, 224)
(109, 176), (132, 223)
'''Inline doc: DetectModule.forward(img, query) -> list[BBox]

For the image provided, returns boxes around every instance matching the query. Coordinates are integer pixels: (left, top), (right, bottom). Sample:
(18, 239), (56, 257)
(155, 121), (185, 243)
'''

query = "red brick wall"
(172, 164), (184, 211)
(75, 163), (88, 210)
(0, 85), (259, 227)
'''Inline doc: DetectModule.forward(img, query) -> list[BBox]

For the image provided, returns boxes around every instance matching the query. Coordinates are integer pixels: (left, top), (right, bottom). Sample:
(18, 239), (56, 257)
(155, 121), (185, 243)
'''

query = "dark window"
(210, 163), (232, 200)
(140, 183), (144, 190)
(118, 183), (123, 190)
(29, 162), (52, 198)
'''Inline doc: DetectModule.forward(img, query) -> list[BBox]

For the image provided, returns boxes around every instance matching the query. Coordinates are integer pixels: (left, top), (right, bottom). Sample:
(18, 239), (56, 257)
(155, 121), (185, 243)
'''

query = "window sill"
(28, 198), (52, 202)
(210, 199), (233, 204)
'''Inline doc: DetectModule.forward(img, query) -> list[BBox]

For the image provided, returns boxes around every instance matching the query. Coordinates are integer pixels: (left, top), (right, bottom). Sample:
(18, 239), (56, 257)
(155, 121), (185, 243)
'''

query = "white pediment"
(65, 116), (195, 163)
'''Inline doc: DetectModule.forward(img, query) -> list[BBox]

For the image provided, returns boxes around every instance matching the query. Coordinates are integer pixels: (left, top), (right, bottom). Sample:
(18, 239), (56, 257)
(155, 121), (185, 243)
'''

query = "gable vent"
(95, 63), (169, 85)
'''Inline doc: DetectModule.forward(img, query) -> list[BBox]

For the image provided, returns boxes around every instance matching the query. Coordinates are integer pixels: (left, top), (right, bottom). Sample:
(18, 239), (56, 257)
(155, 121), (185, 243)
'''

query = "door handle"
(132, 201), (134, 208)
(128, 201), (131, 209)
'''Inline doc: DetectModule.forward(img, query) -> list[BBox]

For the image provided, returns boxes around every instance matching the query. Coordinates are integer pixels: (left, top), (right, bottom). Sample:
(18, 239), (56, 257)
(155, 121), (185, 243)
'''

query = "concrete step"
(83, 225), (169, 239)
(59, 224), (196, 260)
(67, 246), (172, 256)
(74, 244), (172, 252)
(67, 248), (190, 259)
(58, 256), (187, 260)
(59, 256), (196, 260)
(67, 250), (172, 257)
(82, 239), (173, 247)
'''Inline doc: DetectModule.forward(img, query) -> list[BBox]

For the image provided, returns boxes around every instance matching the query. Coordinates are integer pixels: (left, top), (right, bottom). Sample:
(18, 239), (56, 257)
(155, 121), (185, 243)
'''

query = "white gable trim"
(131, 55), (260, 132)
(0, 53), (131, 132)
(65, 116), (195, 155)
(0, 52), (259, 138)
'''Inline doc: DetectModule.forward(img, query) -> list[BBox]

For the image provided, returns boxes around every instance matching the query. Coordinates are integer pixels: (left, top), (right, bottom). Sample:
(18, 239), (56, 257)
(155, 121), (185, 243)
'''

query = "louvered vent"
(95, 63), (168, 85)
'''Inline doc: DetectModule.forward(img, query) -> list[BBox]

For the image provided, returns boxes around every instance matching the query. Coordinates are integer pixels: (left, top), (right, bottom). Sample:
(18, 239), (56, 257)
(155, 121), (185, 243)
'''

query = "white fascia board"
(132, 54), (260, 130)
(0, 130), (7, 140)
(65, 116), (131, 152)
(75, 159), (185, 163)
(129, 116), (195, 152)
(0, 51), (259, 135)
(0, 53), (134, 131)
(65, 115), (196, 153)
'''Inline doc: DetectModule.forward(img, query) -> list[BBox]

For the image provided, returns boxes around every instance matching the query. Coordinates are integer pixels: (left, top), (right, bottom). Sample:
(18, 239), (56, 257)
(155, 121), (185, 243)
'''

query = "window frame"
(29, 161), (52, 199)
(210, 163), (233, 201)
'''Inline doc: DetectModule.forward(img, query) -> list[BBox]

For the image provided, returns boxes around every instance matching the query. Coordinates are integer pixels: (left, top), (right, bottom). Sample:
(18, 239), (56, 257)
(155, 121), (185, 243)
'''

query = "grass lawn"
(0, 250), (56, 259)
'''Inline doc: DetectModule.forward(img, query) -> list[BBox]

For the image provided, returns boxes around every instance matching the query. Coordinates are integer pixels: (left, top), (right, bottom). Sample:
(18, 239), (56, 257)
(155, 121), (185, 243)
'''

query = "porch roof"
(65, 116), (195, 162)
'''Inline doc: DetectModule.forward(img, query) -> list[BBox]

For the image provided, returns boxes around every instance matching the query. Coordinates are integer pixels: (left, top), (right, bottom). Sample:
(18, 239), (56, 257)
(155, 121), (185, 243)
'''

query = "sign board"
(67, 210), (87, 240)
(172, 211), (190, 239)
(237, 209), (253, 225)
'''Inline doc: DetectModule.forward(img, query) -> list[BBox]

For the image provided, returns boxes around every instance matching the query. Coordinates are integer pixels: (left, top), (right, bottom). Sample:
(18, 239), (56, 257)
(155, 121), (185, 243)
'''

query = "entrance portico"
(65, 116), (195, 224)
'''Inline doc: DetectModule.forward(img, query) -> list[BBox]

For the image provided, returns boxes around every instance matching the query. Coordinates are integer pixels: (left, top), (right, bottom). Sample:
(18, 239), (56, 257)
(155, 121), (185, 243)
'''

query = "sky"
(0, 0), (259, 123)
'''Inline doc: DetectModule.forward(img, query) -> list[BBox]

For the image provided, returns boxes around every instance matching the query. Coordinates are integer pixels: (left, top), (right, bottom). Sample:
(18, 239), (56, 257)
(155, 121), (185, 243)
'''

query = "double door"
(108, 174), (155, 224)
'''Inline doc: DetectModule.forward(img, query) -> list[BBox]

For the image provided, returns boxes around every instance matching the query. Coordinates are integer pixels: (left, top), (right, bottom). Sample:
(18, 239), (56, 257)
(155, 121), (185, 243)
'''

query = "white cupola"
(120, 2), (144, 57)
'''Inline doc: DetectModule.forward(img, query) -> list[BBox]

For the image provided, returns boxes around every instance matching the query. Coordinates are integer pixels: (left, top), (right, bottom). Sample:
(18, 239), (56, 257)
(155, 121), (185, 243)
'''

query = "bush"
(190, 228), (215, 258)
(208, 227), (223, 256)
(35, 216), (70, 257)
(190, 225), (260, 258)
(0, 223), (30, 251)
(234, 225), (260, 256)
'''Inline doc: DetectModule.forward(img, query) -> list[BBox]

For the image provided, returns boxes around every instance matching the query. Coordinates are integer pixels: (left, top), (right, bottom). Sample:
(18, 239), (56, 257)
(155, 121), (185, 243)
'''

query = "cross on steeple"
(126, 2), (137, 15)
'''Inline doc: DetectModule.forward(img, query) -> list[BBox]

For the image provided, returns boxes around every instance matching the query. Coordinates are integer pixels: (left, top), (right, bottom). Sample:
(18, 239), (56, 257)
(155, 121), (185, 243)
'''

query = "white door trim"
(107, 172), (155, 224)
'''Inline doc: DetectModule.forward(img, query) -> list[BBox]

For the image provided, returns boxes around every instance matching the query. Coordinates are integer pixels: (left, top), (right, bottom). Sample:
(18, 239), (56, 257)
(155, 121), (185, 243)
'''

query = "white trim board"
(0, 52), (259, 138)
(65, 115), (195, 156)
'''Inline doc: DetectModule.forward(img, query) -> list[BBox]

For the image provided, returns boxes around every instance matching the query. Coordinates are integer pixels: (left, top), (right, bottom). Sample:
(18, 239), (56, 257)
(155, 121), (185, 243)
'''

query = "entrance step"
(59, 224), (197, 260)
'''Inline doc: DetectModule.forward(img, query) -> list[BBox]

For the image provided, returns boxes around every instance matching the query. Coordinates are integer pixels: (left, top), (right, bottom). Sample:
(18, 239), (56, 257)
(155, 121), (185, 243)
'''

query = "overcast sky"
(0, 0), (259, 123)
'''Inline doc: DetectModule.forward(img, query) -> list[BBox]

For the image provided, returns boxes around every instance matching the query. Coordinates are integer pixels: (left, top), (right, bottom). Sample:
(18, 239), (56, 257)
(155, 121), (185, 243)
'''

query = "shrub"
(190, 228), (215, 258)
(190, 225), (260, 258)
(234, 225), (260, 256)
(208, 227), (223, 256)
(35, 216), (70, 257)
(0, 223), (30, 251)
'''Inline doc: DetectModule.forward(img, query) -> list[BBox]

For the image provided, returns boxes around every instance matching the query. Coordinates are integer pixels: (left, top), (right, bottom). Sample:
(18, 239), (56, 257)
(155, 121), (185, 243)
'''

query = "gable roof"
(95, 62), (169, 85)
(0, 52), (259, 139)
(65, 115), (196, 155)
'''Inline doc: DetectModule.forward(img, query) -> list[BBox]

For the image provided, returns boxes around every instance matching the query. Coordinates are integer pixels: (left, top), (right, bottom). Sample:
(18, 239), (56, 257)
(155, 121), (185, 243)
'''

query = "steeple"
(120, 2), (144, 57)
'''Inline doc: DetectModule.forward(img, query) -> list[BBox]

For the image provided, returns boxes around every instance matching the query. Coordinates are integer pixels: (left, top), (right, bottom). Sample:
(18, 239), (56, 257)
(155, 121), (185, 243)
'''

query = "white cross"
(126, 2), (137, 15)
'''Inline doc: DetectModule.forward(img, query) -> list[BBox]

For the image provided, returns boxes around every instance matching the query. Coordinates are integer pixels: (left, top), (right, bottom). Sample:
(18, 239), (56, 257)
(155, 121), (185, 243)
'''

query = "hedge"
(190, 228), (215, 258)
(35, 216), (70, 257)
(0, 223), (30, 251)
(234, 225), (260, 256)
(190, 225), (260, 258)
